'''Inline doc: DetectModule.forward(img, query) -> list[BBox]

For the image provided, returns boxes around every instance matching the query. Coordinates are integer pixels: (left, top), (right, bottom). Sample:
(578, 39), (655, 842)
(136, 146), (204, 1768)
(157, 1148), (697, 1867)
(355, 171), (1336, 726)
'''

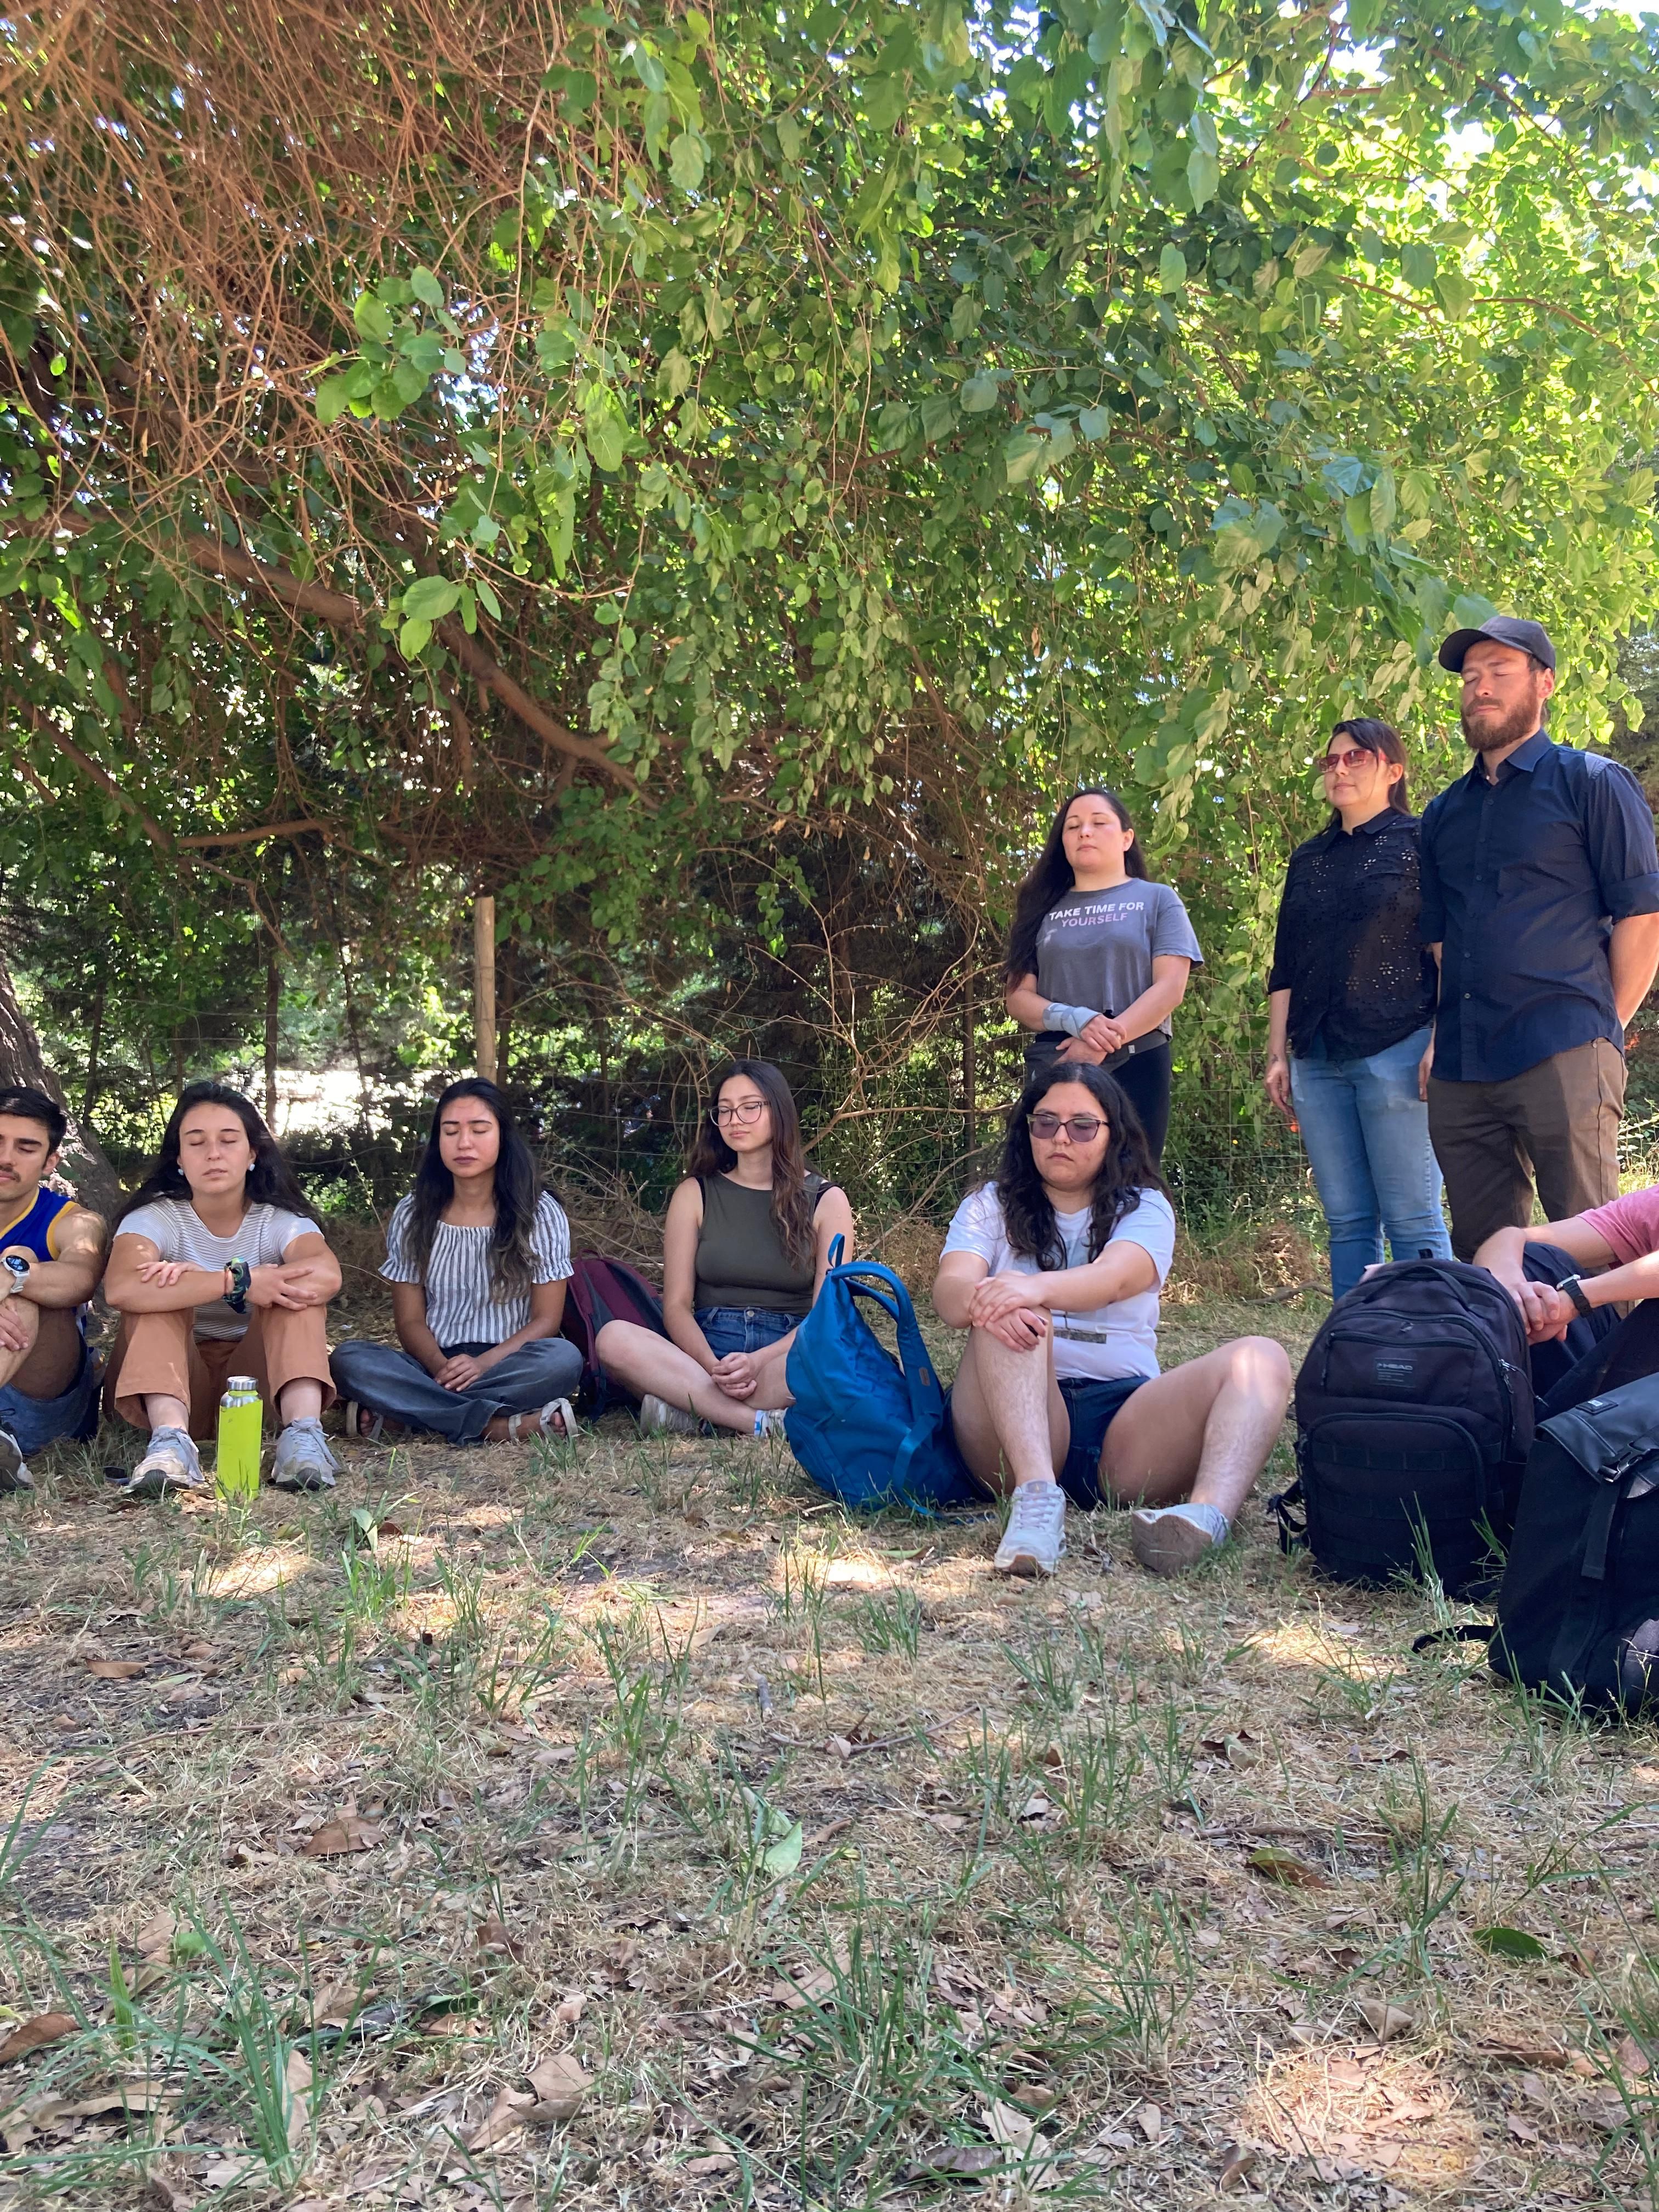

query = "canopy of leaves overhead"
(2, 0), (1658, 1177)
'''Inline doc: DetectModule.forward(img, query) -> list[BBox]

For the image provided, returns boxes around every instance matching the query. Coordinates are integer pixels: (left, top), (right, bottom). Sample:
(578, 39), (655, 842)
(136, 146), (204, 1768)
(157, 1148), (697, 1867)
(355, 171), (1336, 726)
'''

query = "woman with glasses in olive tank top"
(597, 1060), (855, 1437)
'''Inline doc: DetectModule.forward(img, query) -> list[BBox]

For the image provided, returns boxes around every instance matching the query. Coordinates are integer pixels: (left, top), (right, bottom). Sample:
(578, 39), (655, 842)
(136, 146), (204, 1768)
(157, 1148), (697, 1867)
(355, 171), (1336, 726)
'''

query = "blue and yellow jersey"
(0, 1186), (87, 1263)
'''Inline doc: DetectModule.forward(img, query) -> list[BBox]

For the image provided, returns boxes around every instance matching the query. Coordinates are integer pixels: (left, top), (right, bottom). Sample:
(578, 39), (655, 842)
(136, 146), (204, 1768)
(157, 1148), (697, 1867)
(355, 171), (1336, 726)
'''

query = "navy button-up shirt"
(1418, 731), (1659, 1083)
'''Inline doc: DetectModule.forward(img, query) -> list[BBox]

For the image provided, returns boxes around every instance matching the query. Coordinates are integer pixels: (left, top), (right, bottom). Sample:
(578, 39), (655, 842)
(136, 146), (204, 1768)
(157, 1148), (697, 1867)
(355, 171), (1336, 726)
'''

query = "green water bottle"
(216, 1375), (263, 1502)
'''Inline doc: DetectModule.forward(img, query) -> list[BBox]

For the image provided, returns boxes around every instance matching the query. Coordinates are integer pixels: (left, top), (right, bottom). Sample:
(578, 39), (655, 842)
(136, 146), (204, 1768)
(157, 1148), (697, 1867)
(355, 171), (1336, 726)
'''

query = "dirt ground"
(1, 1282), (1658, 2211)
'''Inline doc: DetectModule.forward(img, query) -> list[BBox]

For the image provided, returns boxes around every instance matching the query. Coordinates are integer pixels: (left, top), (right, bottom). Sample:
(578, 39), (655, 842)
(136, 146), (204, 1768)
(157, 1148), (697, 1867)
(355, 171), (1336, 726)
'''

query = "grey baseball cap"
(1438, 615), (1556, 673)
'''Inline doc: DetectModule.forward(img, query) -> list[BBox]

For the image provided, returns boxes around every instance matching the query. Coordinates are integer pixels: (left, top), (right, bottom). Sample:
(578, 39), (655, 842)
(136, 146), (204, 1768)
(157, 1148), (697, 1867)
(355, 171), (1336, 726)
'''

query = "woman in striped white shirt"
(330, 1080), (582, 1445)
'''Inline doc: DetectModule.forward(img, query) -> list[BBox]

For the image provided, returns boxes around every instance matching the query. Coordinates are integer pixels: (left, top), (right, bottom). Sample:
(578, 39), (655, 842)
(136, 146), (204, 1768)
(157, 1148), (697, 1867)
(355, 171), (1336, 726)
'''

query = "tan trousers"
(106, 1305), (335, 1436)
(1427, 1036), (1626, 1261)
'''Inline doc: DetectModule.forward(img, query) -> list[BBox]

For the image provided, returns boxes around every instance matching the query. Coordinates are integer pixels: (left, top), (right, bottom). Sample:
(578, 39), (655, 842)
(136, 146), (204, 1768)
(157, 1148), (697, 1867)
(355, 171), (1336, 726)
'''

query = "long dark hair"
(1327, 718), (1410, 820)
(407, 1079), (542, 1300)
(1005, 787), (1150, 981)
(994, 1062), (1168, 1269)
(116, 1081), (312, 1226)
(685, 1059), (816, 1270)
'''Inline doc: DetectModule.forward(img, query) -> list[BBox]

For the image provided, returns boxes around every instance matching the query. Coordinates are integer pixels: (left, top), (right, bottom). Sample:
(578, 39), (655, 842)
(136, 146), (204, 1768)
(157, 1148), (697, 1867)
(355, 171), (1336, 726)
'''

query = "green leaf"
(475, 578), (503, 622)
(398, 616), (433, 659)
(315, 374), (357, 427)
(1472, 1926), (1548, 1961)
(402, 576), (461, 622)
(760, 1819), (803, 1880)
(352, 292), (393, 342)
(633, 45), (667, 93)
(1077, 405), (1110, 439)
(1158, 244), (1187, 294)
(959, 373), (1000, 413)
(410, 266), (445, 311)
(1003, 431), (1044, 485)
(1187, 144), (1220, 213)
(1400, 241), (1438, 291)
(668, 131), (706, 192)
(1436, 268), (1475, 321)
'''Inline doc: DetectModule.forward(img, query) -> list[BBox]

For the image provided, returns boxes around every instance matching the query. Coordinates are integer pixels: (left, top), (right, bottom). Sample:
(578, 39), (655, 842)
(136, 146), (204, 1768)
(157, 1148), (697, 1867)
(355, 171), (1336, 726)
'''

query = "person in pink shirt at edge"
(1476, 1185), (1659, 1345)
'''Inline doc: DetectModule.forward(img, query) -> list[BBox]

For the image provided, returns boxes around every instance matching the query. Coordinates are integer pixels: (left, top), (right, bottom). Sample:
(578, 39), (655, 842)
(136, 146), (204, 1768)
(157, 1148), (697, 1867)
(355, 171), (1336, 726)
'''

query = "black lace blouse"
(1268, 810), (1438, 1060)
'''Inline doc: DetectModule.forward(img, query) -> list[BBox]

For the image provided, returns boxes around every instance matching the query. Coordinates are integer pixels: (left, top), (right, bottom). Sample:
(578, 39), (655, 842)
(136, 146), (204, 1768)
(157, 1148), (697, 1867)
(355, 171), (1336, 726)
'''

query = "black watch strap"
(1558, 1272), (1594, 1321)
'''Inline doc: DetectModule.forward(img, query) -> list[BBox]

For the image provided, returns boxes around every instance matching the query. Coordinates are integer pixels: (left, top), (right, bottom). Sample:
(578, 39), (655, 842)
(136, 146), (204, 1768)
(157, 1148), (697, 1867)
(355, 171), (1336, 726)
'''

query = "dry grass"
(1, 1289), (1658, 2212)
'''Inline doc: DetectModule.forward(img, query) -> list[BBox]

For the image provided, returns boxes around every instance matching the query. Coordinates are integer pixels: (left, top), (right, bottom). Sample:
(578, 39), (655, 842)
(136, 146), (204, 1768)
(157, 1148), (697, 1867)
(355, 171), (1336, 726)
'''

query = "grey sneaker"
(1129, 1504), (1227, 1577)
(994, 1479), (1067, 1578)
(639, 1393), (701, 1438)
(0, 1428), (32, 1494)
(123, 1425), (206, 1499)
(272, 1417), (340, 1492)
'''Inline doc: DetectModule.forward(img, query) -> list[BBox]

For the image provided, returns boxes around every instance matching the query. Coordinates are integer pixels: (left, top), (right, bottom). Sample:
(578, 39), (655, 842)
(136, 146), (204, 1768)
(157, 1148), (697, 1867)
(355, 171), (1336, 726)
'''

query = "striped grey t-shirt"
(117, 1198), (321, 1340)
(380, 1192), (573, 1347)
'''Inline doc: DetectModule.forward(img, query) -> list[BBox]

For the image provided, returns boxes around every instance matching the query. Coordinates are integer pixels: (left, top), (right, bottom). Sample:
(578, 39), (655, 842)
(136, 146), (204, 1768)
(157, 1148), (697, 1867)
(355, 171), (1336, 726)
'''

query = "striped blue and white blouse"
(379, 1192), (573, 1348)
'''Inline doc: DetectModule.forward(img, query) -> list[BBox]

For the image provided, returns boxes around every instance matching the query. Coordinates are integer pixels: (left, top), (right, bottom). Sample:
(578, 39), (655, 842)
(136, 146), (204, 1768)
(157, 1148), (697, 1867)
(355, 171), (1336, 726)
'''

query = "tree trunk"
(962, 991), (977, 1156)
(0, 945), (122, 1216)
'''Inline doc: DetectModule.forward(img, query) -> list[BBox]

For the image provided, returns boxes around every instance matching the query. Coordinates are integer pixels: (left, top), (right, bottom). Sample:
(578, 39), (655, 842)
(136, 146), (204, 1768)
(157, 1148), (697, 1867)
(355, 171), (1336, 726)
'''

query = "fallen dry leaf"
(300, 1815), (382, 1858)
(475, 1918), (524, 1963)
(1480, 2039), (1568, 2070)
(140, 2175), (195, 2212)
(284, 2047), (313, 2163)
(0, 2013), (74, 2064)
(524, 2052), (590, 2120)
(1247, 1846), (1330, 1890)
(1616, 2034), (1654, 2079)
(1134, 2100), (1163, 2143)
(1018, 1792), (1051, 1822)
(682, 2151), (739, 2176)
(907, 2145), (1003, 2178)
(83, 1658), (145, 1680)
(468, 2086), (533, 2153)
(1219, 2142), (1257, 2190)
(1507, 2114), (1541, 2144)
(1358, 1999), (1417, 2042)
(555, 1992), (586, 2027)
(134, 1912), (177, 1962)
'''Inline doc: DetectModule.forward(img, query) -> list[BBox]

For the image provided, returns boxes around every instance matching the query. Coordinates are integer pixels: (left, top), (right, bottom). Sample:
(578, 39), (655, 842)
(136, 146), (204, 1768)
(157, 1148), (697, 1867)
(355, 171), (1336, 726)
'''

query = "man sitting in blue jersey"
(0, 1087), (106, 1492)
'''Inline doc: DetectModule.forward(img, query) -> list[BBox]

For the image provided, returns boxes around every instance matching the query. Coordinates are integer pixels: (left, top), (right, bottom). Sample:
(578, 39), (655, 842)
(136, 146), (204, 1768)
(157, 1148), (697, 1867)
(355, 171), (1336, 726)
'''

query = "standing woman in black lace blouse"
(1265, 719), (1452, 1300)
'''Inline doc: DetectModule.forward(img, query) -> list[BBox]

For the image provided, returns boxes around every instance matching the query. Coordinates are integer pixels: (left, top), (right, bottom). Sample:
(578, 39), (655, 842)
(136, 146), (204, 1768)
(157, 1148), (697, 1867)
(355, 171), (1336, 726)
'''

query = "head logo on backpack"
(783, 1237), (978, 1513)
(1271, 1258), (1532, 1598)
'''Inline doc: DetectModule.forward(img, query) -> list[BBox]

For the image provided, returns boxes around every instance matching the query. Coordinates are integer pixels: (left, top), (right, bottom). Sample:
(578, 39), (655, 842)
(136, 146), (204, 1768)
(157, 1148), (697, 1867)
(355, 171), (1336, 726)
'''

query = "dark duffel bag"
(1272, 1259), (1532, 1598)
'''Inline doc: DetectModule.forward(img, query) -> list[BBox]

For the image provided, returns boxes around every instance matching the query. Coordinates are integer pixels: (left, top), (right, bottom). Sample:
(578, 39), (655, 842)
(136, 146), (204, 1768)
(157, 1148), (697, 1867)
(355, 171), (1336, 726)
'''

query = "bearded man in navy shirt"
(1419, 616), (1659, 1259)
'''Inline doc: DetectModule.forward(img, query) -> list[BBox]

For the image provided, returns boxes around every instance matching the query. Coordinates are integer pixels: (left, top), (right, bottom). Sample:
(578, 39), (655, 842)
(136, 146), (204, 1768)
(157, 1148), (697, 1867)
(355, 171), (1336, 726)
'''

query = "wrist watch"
(224, 1257), (252, 1313)
(0, 1254), (29, 1297)
(1557, 1273), (1594, 1320)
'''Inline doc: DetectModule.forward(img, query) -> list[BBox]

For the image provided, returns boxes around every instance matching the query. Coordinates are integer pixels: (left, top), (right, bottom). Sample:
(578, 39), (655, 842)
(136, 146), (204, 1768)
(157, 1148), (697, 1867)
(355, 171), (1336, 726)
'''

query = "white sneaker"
(639, 1393), (701, 1438)
(1129, 1503), (1228, 1577)
(272, 1417), (340, 1492)
(0, 1428), (32, 1494)
(994, 1480), (1067, 1578)
(123, 1426), (206, 1498)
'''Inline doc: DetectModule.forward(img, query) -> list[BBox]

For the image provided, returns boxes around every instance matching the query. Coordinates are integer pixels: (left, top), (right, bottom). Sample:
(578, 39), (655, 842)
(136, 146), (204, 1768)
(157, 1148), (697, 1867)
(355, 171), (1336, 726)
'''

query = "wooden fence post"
(474, 896), (497, 1081)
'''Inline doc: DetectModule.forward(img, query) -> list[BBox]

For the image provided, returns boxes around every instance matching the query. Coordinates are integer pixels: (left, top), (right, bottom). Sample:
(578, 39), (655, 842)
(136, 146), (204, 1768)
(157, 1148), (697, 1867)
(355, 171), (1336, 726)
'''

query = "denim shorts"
(696, 1305), (802, 1361)
(0, 1340), (100, 1455)
(1057, 1373), (1147, 1508)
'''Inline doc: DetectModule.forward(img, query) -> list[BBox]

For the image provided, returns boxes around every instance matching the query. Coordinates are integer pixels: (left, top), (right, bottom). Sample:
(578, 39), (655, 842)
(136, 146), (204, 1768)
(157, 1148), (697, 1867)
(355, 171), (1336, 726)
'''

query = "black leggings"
(1110, 1041), (1172, 1163)
(1024, 1037), (1173, 1162)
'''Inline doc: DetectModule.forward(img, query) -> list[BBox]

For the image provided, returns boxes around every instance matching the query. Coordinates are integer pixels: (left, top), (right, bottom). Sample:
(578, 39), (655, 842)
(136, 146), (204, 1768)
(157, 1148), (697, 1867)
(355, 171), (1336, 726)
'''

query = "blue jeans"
(329, 1336), (583, 1445)
(695, 1306), (800, 1359)
(1290, 1025), (1452, 1302)
(0, 1340), (100, 1454)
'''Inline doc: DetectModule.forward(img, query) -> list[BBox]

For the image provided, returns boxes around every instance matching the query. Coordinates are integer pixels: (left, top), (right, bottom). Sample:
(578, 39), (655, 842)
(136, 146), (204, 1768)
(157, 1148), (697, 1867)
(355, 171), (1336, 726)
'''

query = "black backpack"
(1272, 1259), (1532, 1598)
(1486, 1369), (1659, 1711)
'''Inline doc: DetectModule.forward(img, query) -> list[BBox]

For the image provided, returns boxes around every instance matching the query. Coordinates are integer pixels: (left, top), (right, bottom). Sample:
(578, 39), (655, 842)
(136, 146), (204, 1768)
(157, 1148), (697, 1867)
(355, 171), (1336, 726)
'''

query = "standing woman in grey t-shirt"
(1003, 788), (1203, 1161)
(330, 1079), (582, 1449)
(103, 1081), (344, 1497)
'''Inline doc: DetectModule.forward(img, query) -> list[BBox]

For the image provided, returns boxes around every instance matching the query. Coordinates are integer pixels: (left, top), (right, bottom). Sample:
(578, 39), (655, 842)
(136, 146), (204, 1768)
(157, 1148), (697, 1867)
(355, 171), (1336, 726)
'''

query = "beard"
(1460, 693), (1542, 754)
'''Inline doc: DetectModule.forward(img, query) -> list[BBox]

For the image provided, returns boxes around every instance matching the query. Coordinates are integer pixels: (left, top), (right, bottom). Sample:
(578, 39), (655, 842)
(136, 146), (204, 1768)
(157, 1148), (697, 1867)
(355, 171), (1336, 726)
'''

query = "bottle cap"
(226, 1375), (258, 1392)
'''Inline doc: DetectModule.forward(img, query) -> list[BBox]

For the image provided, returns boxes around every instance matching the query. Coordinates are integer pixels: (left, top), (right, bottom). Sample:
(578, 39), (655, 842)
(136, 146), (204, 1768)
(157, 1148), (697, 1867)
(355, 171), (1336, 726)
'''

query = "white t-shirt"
(940, 1182), (1176, 1381)
(380, 1191), (573, 1348)
(118, 1198), (321, 1341)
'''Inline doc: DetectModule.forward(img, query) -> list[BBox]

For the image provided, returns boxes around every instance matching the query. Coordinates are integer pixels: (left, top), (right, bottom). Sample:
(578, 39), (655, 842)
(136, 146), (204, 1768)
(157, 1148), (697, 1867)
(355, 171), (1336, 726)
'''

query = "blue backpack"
(784, 1239), (979, 1511)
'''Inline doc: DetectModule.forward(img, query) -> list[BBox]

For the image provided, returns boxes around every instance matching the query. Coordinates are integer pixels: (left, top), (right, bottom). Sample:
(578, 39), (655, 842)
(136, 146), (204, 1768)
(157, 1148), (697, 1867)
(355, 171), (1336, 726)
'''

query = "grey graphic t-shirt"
(1033, 882), (1203, 1037)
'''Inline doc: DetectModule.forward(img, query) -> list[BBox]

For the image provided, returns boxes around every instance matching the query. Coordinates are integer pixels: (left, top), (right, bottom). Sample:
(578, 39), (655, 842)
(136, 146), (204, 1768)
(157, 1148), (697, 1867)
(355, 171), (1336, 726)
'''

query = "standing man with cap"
(1419, 615), (1659, 1258)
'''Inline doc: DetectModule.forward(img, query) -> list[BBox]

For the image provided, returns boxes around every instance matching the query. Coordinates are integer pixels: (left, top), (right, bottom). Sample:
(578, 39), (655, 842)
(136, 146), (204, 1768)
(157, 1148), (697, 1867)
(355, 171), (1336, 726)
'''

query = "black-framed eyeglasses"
(1029, 1110), (1107, 1142)
(711, 1099), (767, 1127)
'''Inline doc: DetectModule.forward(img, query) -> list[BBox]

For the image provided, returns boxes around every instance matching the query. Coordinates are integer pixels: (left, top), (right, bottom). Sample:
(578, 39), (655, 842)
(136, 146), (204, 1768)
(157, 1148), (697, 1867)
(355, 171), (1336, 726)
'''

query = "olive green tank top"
(693, 1172), (832, 1313)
